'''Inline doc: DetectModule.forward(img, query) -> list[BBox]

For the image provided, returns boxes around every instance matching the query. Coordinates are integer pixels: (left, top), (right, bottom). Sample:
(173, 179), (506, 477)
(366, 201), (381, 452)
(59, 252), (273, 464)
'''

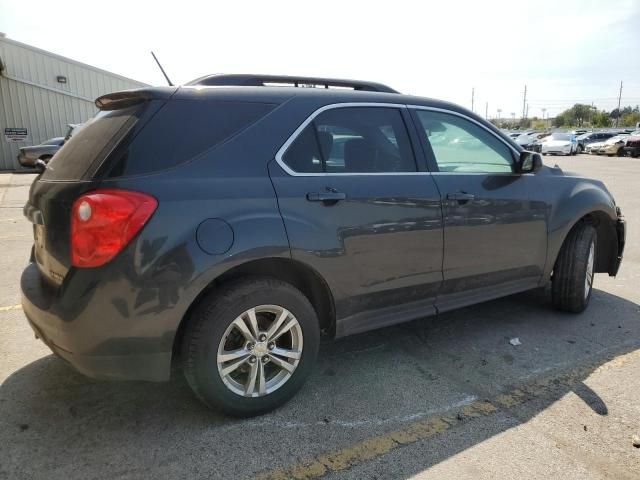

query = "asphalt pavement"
(1, 155), (639, 479)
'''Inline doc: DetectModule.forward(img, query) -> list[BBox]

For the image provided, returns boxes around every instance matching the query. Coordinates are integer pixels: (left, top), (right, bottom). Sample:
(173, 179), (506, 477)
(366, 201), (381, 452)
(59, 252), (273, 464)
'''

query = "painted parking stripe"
(0, 304), (22, 312)
(255, 349), (640, 480)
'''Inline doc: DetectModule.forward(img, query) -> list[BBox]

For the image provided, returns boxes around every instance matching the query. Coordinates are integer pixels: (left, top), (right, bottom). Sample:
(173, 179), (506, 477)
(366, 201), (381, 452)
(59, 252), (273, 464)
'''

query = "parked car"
(585, 140), (605, 154)
(514, 132), (540, 150)
(17, 122), (87, 169)
(21, 74), (626, 416)
(576, 131), (616, 153)
(624, 134), (640, 158)
(17, 137), (65, 168)
(541, 132), (577, 155)
(596, 134), (629, 156)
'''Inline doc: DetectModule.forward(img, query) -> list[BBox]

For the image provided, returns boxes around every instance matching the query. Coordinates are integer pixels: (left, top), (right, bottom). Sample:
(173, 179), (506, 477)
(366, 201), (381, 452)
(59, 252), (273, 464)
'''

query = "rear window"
(42, 107), (140, 181)
(106, 100), (275, 177)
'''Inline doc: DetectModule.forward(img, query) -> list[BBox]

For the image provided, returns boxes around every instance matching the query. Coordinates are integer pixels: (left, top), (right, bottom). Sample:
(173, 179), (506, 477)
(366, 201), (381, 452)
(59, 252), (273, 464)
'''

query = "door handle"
(446, 192), (475, 202)
(306, 191), (346, 202)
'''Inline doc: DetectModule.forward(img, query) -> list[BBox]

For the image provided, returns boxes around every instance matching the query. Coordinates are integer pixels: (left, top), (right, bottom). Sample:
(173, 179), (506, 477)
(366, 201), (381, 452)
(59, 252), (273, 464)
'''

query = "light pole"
(497, 109), (502, 124)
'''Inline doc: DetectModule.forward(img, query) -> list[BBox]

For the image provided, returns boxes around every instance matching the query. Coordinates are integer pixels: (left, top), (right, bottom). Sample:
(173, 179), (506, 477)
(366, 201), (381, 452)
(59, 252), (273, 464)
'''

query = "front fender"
(542, 177), (617, 279)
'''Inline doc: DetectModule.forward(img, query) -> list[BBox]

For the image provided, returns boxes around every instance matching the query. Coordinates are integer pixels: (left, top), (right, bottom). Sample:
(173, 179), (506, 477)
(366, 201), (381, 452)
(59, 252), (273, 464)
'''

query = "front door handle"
(446, 192), (475, 202)
(306, 191), (347, 202)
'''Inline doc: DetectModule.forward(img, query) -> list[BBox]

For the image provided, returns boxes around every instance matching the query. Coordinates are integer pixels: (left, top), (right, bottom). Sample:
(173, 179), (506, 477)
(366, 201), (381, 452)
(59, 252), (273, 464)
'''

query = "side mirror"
(519, 151), (543, 173)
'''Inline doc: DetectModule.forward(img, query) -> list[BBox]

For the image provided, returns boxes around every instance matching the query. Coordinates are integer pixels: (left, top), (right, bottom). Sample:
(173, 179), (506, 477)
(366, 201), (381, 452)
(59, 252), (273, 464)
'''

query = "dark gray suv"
(21, 75), (626, 416)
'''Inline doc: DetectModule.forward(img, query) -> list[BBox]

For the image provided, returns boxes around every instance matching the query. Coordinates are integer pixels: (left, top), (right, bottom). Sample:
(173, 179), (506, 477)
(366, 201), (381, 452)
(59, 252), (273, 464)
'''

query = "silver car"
(17, 137), (65, 167)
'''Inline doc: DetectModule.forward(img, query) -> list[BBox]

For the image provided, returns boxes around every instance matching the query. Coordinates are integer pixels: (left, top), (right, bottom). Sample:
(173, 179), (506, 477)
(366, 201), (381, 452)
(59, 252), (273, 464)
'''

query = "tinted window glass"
(111, 100), (275, 176)
(42, 107), (139, 180)
(281, 125), (324, 173)
(281, 107), (416, 173)
(415, 110), (514, 173)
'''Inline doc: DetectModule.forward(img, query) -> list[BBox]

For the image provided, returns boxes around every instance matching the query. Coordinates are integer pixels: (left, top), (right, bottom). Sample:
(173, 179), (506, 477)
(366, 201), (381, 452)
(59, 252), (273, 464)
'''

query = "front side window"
(414, 110), (514, 173)
(282, 107), (416, 173)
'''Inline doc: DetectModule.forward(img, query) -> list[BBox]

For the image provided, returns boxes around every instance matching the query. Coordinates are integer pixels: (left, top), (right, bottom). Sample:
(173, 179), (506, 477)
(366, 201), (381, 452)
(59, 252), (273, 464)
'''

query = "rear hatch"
(24, 87), (277, 288)
(24, 91), (171, 287)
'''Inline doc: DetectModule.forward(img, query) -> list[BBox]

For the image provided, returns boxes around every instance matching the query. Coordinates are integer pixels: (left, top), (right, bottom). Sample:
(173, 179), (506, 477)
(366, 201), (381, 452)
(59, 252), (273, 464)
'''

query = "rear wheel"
(617, 148), (625, 157)
(182, 277), (320, 416)
(577, 144), (584, 154)
(552, 224), (596, 313)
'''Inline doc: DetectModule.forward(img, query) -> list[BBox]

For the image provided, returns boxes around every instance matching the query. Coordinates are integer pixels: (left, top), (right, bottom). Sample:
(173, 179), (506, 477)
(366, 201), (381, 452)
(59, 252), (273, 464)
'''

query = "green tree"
(570, 104), (592, 126)
(592, 111), (611, 128)
(621, 112), (640, 127)
(554, 113), (567, 127)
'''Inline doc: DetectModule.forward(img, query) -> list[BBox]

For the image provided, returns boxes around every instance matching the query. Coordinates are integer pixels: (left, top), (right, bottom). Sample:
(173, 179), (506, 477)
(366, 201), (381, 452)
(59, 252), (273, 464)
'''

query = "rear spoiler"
(95, 87), (176, 110)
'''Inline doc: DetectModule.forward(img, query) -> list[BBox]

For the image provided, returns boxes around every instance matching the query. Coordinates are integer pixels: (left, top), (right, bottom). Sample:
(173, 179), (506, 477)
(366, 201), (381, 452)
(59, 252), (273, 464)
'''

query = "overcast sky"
(1, 0), (639, 117)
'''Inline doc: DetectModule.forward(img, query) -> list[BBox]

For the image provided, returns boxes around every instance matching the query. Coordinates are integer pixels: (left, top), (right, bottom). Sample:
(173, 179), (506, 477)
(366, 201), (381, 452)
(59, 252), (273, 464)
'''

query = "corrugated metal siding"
(0, 37), (147, 170)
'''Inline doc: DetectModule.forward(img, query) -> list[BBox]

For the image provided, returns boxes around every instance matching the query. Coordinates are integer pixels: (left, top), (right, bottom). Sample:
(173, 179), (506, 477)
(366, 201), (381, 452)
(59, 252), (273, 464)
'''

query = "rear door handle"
(306, 191), (347, 202)
(446, 192), (475, 202)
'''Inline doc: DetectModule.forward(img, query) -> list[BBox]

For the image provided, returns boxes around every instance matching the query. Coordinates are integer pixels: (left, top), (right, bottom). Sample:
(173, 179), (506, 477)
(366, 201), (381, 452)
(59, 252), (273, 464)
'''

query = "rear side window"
(282, 107), (416, 174)
(108, 100), (275, 177)
(41, 107), (140, 181)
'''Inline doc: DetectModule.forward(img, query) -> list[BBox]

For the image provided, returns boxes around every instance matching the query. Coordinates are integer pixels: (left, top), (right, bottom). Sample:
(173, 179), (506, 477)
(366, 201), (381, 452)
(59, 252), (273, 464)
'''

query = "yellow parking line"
(0, 304), (22, 312)
(255, 349), (640, 480)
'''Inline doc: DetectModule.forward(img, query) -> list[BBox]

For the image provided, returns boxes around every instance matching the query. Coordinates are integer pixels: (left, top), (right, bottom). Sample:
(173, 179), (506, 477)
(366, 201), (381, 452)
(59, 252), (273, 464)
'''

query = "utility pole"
(485, 102), (488, 120)
(471, 87), (475, 112)
(616, 81), (623, 127)
(525, 103), (529, 120)
(522, 84), (527, 120)
(542, 108), (546, 129)
(497, 109), (502, 124)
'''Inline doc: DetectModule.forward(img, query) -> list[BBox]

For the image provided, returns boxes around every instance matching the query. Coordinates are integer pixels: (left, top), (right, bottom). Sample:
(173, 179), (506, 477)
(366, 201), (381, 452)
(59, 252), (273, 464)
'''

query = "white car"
(514, 133), (539, 147)
(541, 133), (577, 156)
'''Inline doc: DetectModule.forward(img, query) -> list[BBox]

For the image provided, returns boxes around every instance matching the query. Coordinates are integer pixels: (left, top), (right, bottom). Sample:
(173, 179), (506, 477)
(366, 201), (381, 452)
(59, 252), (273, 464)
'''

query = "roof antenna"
(151, 51), (174, 86)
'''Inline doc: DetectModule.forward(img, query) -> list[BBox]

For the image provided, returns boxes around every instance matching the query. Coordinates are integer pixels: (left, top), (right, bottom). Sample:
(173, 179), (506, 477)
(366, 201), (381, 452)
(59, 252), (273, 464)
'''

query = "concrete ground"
(0, 155), (639, 480)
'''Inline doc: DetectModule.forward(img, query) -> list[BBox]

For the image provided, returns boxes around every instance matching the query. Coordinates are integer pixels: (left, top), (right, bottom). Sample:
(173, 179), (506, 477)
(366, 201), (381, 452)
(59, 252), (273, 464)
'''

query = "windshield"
(551, 133), (572, 141)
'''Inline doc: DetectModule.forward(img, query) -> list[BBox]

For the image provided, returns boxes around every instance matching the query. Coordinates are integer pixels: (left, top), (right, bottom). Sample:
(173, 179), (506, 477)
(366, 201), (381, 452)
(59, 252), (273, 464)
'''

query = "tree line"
(553, 104), (640, 128)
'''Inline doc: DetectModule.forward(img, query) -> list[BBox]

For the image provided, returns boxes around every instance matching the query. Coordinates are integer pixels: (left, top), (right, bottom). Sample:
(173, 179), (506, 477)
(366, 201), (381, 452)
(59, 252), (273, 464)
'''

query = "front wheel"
(577, 144), (584, 154)
(617, 148), (625, 157)
(182, 277), (320, 416)
(552, 224), (596, 313)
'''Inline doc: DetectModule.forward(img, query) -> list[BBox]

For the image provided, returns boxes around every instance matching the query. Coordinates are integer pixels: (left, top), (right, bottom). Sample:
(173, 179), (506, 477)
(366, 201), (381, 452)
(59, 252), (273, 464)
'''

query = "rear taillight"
(71, 189), (157, 267)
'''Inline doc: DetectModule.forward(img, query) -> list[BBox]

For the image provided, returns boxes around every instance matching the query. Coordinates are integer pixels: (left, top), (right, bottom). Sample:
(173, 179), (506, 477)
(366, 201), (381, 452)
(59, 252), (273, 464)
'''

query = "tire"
(617, 148), (625, 157)
(577, 144), (584, 154)
(182, 277), (320, 417)
(552, 223), (596, 313)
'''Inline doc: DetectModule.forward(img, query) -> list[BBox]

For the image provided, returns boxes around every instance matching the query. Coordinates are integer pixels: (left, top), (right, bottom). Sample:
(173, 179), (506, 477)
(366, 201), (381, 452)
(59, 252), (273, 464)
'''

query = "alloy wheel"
(217, 305), (303, 397)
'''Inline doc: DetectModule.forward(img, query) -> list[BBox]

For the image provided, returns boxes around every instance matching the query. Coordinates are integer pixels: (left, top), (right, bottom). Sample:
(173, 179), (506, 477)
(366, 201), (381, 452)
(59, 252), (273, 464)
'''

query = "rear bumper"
(21, 262), (172, 381)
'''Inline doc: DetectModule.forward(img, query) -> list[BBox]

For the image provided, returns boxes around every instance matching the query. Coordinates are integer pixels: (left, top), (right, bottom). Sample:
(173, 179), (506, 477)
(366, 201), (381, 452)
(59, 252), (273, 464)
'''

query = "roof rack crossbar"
(185, 74), (398, 93)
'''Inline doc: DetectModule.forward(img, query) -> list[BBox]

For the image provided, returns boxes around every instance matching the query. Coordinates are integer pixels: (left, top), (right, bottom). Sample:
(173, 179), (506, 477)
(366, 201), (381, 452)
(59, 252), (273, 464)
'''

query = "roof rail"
(185, 74), (399, 93)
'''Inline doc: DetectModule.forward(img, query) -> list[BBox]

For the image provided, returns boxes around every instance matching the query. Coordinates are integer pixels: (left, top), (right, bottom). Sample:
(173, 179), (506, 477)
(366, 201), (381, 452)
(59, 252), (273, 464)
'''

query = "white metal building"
(0, 34), (147, 170)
